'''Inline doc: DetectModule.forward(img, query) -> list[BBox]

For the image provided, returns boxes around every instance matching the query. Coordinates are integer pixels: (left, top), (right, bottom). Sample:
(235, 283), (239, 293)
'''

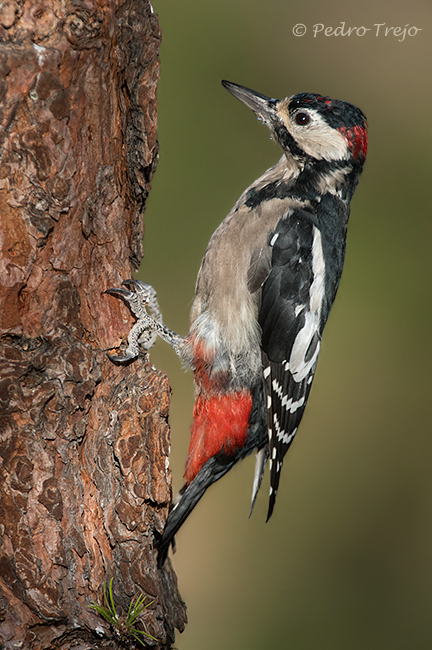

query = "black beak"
(222, 81), (278, 124)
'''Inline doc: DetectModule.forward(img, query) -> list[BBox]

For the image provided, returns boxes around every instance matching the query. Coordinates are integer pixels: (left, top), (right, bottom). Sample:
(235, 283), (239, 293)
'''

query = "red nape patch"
(316, 95), (332, 106)
(184, 391), (253, 485)
(338, 125), (368, 161)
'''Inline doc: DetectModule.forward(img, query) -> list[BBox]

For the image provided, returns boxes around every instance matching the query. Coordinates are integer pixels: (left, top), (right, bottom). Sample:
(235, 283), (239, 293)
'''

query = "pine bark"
(0, 0), (187, 647)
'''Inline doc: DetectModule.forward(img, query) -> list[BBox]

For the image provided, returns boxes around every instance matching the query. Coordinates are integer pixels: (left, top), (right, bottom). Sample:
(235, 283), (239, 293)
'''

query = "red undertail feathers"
(184, 391), (252, 485)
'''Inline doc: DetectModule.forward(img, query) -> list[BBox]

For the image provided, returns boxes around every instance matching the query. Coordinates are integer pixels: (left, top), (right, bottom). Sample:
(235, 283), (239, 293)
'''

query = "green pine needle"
(90, 578), (157, 645)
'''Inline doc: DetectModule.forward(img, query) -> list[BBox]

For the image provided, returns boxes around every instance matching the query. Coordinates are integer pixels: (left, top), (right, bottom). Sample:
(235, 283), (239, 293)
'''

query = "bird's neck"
(285, 154), (361, 205)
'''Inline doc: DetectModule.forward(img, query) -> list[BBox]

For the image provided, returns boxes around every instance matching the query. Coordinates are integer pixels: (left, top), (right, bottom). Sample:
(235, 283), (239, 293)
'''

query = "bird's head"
(222, 80), (367, 166)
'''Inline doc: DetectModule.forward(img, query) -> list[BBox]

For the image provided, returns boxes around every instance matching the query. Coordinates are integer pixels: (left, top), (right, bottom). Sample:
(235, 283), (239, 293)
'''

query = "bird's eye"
(295, 112), (310, 126)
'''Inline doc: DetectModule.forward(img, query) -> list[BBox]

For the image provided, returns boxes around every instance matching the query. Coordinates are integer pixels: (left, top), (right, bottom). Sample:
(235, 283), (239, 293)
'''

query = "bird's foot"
(105, 279), (163, 363)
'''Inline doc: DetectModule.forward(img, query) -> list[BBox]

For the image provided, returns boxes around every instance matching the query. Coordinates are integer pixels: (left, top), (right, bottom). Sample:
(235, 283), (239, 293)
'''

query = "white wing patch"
(309, 227), (326, 311)
(285, 226), (325, 382)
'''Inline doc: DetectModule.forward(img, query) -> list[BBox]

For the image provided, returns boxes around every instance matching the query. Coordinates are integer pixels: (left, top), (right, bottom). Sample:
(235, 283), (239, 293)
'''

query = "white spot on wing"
(270, 233), (279, 247)
(263, 366), (271, 378)
(271, 378), (305, 413)
(287, 227), (324, 382)
(309, 228), (325, 312)
(289, 397), (305, 413)
(272, 378), (283, 399)
(273, 411), (298, 446)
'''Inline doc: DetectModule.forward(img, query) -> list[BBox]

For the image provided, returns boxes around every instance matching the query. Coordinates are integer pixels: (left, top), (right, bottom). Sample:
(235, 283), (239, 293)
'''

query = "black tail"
(156, 383), (267, 567)
(156, 455), (237, 567)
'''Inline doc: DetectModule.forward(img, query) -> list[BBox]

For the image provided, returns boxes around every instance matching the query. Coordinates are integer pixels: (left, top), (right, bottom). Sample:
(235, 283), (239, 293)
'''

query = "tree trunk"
(0, 0), (187, 648)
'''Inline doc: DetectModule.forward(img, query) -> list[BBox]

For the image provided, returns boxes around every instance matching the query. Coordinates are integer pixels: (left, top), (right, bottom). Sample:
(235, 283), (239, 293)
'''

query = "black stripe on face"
(272, 123), (306, 159)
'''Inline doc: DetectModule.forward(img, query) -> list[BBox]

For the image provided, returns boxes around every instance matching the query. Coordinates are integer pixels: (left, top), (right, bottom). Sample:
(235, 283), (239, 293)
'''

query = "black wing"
(258, 207), (324, 519)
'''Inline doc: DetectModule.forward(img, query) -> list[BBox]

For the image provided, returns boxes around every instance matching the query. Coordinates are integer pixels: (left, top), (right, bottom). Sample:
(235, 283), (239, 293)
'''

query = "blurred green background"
(139, 1), (432, 648)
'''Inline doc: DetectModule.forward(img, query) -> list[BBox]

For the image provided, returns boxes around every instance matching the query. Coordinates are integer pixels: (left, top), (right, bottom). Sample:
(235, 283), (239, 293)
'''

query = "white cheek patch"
(280, 109), (349, 162)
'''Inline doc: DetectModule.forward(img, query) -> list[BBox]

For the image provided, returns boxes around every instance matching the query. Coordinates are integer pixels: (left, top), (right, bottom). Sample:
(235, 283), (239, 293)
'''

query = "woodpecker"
(106, 81), (367, 566)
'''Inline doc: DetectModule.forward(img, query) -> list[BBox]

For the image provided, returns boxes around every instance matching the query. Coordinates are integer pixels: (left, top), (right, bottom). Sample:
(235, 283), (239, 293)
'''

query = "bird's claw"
(107, 351), (138, 364)
(105, 279), (161, 363)
(105, 287), (135, 301)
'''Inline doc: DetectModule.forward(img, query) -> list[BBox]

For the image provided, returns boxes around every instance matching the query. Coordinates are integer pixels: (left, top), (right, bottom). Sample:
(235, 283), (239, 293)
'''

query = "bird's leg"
(105, 279), (184, 363)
